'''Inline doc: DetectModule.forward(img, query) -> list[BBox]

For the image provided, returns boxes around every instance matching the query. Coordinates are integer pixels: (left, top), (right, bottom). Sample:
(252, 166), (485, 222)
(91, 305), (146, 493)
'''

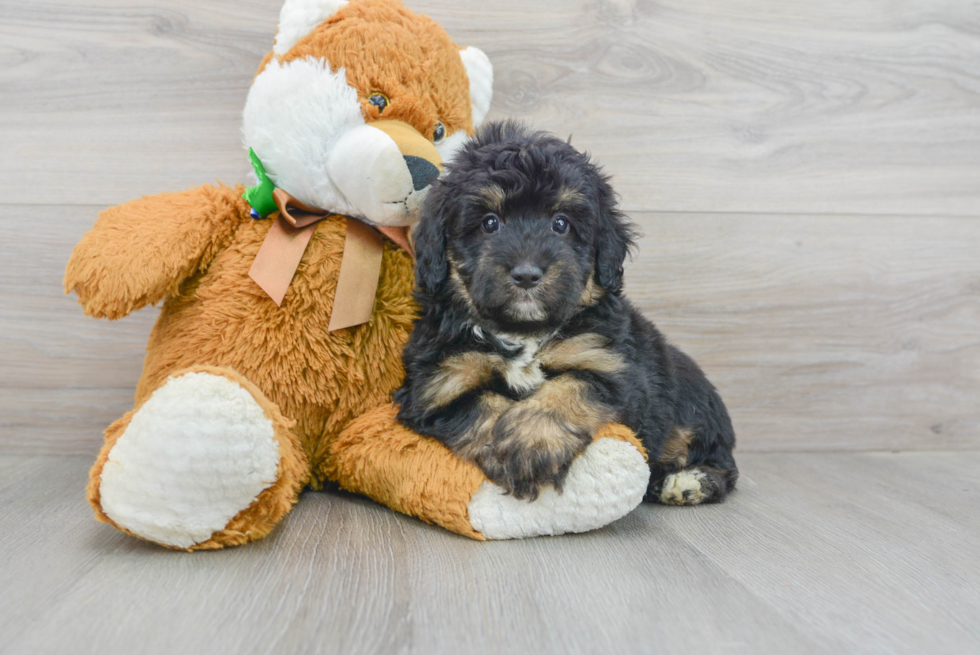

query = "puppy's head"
(414, 120), (636, 334)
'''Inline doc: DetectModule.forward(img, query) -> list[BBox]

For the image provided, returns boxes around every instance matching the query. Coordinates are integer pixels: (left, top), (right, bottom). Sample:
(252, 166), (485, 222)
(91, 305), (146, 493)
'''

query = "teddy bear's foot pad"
(98, 371), (281, 549)
(467, 436), (650, 540)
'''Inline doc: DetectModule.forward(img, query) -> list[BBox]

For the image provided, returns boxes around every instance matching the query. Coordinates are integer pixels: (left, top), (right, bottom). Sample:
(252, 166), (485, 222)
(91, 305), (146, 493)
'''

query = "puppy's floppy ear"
(412, 181), (451, 297)
(593, 179), (637, 296)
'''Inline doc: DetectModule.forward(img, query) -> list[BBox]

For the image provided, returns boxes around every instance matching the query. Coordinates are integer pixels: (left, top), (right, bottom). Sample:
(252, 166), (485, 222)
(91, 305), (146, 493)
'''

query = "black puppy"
(396, 121), (738, 504)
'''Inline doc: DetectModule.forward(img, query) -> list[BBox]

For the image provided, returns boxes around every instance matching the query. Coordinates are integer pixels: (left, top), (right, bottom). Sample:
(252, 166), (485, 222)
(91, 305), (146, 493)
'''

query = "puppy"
(396, 121), (738, 504)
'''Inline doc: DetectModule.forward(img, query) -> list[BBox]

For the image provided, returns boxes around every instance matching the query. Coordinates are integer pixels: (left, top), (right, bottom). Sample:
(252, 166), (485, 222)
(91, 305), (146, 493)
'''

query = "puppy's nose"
(510, 264), (543, 289)
(403, 156), (440, 191)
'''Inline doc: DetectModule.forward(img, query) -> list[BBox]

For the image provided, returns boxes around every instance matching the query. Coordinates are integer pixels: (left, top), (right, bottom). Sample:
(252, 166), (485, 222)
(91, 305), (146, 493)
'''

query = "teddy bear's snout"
(404, 156), (440, 191)
(327, 119), (444, 228)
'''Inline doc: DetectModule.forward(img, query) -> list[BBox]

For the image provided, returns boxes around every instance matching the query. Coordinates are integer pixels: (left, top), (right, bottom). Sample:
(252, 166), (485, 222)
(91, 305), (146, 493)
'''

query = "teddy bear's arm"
(64, 184), (251, 319)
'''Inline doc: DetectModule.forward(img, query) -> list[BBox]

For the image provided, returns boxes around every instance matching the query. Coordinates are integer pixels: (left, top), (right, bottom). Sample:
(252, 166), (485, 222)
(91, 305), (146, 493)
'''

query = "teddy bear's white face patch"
(244, 56), (447, 227)
(325, 123), (428, 227)
(244, 56), (365, 218)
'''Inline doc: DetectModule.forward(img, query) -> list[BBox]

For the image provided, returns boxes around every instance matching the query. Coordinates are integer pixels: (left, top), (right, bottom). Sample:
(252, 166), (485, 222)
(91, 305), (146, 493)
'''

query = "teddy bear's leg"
(88, 366), (309, 550)
(323, 404), (651, 540)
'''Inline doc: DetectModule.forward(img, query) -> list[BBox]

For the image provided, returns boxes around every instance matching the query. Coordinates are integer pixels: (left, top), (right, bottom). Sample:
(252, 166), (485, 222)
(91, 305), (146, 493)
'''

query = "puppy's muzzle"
(327, 120), (443, 227)
(510, 264), (543, 289)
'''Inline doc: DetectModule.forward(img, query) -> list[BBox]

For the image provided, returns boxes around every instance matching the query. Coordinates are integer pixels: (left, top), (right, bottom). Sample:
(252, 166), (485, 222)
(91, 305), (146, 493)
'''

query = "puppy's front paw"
(475, 407), (591, 500)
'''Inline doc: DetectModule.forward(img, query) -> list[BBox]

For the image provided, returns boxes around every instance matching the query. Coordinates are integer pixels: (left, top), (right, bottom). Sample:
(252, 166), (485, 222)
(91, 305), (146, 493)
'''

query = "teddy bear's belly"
(135, 218), (418, 470)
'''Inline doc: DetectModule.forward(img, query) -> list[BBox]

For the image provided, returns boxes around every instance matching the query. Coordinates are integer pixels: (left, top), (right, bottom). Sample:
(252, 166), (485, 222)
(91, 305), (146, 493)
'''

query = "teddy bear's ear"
(274, 0), (349, 56)
(459, 46), (493, 128)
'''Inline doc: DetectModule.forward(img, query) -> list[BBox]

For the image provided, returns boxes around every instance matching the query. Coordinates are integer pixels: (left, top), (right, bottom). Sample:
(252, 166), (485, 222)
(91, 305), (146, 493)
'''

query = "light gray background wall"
(2, 0), (978, 454)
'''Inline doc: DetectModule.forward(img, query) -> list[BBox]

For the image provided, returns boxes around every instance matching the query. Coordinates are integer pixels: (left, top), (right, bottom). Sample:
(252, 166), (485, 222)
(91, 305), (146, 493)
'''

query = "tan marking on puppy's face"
(578, 274), (605, 307)
(423, 351), (505, 409)
(537, 333), (626, 375)
(659, 427), (694, 467)
(477, 185), (508, 215)
(448, 258), (478, 313)
(551, 186), (585, 213)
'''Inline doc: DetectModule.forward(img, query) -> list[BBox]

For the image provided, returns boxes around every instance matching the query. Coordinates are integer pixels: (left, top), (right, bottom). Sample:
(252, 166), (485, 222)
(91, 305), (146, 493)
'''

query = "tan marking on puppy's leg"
(537, 333), (626, 375)
(479, 375), (614, 498)
(517, 375), (611, 436)
(422, 351), (505, 409)
(454, 393), (514, 462)
(659, 427), (694, 467)
(501, 375), (613, 450)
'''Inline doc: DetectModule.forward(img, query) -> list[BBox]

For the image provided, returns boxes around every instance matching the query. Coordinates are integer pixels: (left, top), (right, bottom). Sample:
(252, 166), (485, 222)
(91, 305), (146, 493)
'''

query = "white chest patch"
(498, 333), (546, 394)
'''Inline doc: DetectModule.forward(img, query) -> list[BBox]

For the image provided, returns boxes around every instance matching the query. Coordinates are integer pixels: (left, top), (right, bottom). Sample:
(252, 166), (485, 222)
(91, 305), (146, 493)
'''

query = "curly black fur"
(396, 121), (738, 502)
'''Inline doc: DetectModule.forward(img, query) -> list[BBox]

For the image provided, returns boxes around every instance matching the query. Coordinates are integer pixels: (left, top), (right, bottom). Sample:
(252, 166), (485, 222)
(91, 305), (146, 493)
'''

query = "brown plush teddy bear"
(65, 0), (651, 550)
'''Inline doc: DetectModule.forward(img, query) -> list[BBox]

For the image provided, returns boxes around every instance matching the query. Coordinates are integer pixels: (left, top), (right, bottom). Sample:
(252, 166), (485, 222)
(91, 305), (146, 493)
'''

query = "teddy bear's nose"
(403, 156), (440, 191)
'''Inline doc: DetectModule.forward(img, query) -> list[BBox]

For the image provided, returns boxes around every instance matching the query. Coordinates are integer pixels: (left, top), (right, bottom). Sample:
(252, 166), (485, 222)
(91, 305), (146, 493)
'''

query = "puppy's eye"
(433, 122), (446, 144)
(481, 214), (500, 234)
(368, 93), (389, 114)
(552, 214), (570, 235)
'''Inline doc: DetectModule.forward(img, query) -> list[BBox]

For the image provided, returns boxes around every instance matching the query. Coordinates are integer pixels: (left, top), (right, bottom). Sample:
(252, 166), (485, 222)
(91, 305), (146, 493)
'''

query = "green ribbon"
(242, 148), (278, 218)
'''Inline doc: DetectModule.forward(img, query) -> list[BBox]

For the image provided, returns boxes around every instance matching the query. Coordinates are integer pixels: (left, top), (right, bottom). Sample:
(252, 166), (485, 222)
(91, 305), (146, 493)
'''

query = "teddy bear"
(64, 0), (651, 550)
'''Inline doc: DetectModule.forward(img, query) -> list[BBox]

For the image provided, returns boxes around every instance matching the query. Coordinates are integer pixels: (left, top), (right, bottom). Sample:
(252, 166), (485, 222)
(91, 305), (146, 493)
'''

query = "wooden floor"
(2, 452), (978, 654)
(2, 0), (979, 652)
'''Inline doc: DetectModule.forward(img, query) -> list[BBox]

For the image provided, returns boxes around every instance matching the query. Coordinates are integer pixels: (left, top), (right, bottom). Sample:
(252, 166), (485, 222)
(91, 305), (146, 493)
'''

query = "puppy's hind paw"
(659, 470), (708, 505)
(657, 466), (735, 506)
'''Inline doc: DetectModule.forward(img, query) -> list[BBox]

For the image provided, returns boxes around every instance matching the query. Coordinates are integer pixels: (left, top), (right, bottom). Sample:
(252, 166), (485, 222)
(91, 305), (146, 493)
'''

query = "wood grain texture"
(627, 212), (980, 452)
(3, 2), (978, 650)
(1, 452), (977, 654)
(5, 205), (978, 453)
(1, 0), (979, 213)
(1, 2), (978, 450)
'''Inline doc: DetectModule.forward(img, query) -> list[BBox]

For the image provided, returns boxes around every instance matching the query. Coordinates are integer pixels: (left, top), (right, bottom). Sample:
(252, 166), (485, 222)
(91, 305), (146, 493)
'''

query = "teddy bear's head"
(242, 0), (493, 227)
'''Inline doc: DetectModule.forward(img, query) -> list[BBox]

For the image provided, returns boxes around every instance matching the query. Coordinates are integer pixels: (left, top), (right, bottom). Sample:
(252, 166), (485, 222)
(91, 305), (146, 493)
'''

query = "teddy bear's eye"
(368, 93), (389, 114)
(433, 122), (446, 144)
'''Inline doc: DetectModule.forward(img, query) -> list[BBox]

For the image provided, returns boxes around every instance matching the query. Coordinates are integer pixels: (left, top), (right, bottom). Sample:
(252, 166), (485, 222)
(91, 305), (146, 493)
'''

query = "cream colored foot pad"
(99, 372), (280, 548)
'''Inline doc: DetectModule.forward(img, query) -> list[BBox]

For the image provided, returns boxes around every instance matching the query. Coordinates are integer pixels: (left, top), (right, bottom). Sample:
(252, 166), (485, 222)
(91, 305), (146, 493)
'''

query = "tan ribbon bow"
(248, 188), (413, 331)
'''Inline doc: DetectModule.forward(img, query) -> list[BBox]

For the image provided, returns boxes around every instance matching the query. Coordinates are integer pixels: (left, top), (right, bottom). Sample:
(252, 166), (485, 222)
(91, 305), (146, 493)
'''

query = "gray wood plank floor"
(1, 452), (977, 654)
